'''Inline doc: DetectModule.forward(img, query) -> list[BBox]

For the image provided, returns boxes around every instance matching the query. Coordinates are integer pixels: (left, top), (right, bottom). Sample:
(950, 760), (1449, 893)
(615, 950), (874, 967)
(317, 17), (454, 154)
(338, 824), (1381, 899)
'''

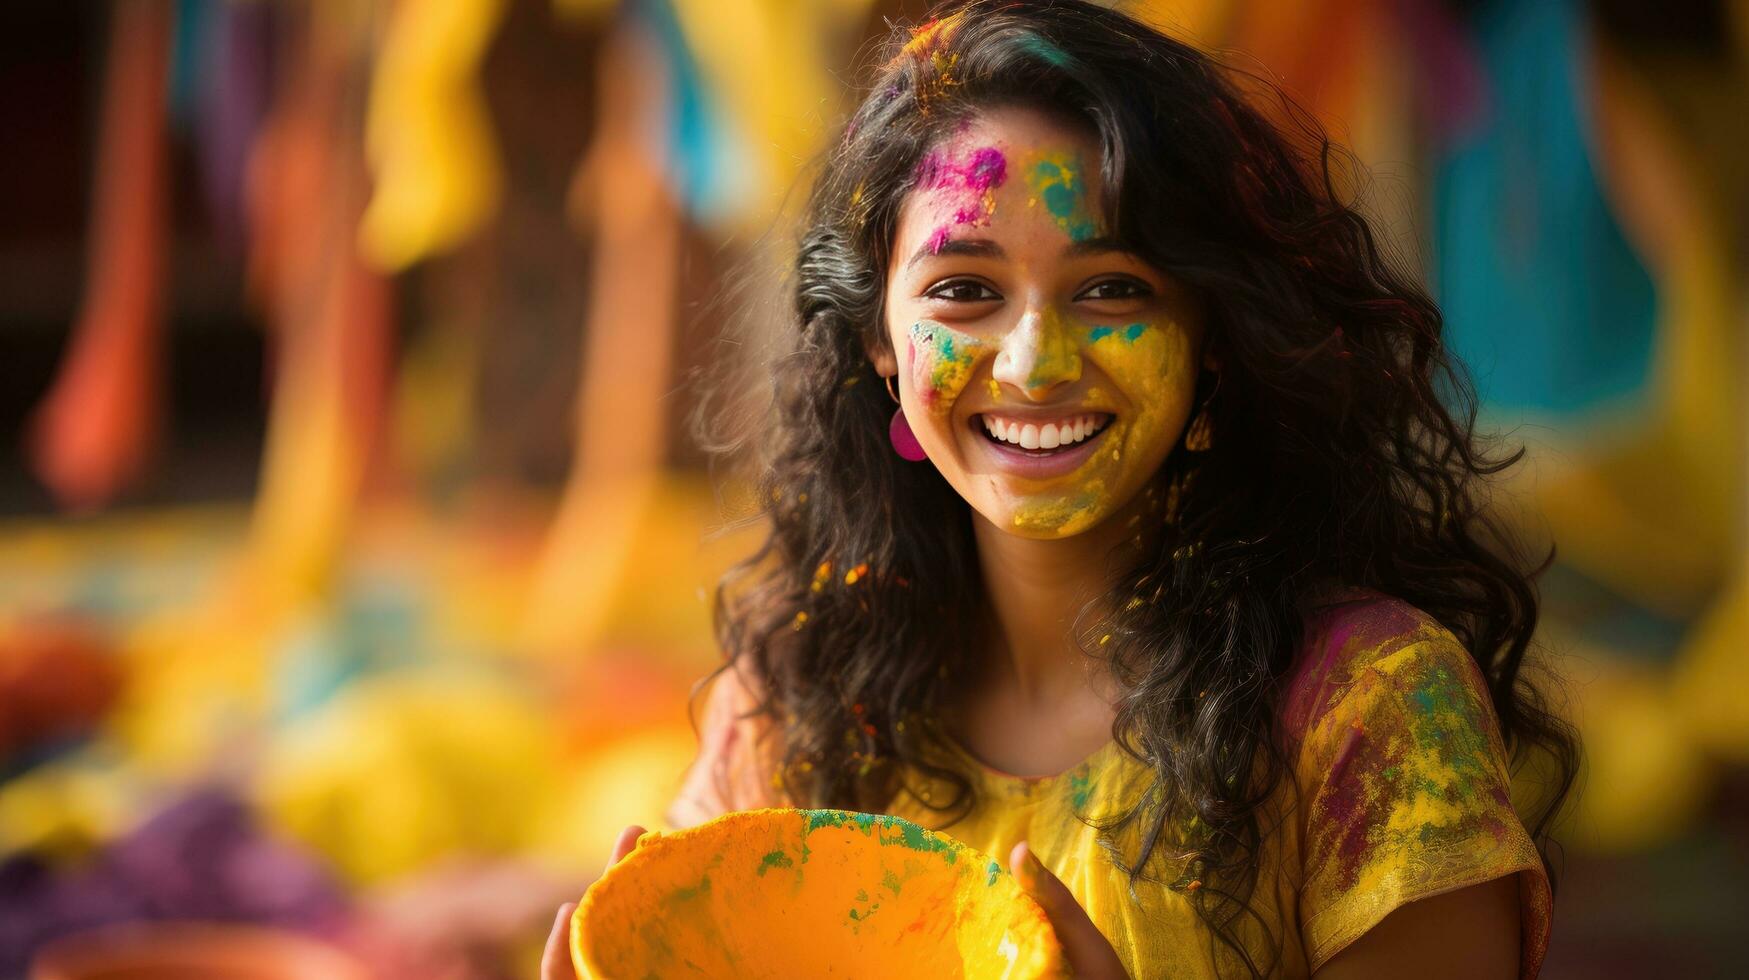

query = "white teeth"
(982, 413), (1110, 450)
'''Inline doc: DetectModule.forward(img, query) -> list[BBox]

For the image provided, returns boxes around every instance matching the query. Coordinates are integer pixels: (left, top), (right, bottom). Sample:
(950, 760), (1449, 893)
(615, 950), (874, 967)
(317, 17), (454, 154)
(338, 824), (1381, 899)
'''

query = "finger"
(607, 824), (646, 872)
(1010, 841), (1128, 979)
(540, 902), (578, 980)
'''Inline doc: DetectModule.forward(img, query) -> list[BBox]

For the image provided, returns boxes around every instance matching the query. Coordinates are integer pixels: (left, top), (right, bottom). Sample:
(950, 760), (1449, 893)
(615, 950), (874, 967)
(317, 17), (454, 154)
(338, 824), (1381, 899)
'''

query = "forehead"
(940, 106), (1099, 161)
(895, 106), (1105, 245)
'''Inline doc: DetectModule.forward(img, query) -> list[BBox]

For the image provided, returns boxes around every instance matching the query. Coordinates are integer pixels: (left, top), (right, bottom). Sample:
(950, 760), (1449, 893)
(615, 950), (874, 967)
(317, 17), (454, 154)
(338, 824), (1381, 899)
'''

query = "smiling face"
(875, 107), (1208, 540)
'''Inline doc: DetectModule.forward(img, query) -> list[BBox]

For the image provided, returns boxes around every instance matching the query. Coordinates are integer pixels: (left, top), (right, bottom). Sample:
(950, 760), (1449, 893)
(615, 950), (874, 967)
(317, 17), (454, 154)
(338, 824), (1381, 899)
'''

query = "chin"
(982, 489), (1114, 539)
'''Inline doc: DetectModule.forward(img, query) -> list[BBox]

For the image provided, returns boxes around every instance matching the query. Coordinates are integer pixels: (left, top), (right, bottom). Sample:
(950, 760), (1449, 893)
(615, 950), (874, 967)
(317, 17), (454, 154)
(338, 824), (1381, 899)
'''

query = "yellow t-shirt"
(669, 591), (1552, 978)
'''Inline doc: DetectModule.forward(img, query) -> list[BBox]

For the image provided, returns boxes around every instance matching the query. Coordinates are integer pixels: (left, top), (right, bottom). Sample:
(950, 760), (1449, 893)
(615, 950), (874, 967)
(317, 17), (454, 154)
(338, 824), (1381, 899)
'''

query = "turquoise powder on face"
(1088, 323), (1147, 344)
(1026, 152), (1099, 242)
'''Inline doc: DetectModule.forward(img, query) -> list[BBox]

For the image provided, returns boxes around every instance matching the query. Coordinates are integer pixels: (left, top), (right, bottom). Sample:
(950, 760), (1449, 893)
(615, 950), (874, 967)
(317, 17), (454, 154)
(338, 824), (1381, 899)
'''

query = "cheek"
(906, 320), (991, 415)
(1088, 320), (1198, 443)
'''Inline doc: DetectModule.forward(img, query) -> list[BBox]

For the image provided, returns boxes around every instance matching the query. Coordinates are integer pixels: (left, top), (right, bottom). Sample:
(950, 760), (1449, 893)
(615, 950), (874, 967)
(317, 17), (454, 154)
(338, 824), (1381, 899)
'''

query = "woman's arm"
(1314, 876), (1521, 980)
(665, 661), (785, 827)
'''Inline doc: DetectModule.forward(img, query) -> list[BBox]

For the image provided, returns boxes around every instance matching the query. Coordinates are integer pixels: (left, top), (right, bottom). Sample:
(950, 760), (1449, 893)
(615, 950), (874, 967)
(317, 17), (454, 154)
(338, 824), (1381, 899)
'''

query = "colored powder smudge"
(1088, 322), (1148, 344)
(797, 809), (961, 865)
(1024, 150), (1099, 242)
(845, 885), (882, 930)
(914, 144), (1008, 253)
(892, 13), (970, 110)
(897, 817), (959, 863)
(909, 320), (985, 413)
(1020, 307), (1081, 391)
(1306, 639), (1514, 890)
(1017, 34), (1075, 68)
(801, 808), (879, 836)
(985, 859), (1002, 887)
(757, 848), (793, 875)
(1011, 486), (1105, 537)
(1066, 766), (1094, 811)
(667, 873), (712, 906)
(896, 10), (968, 61)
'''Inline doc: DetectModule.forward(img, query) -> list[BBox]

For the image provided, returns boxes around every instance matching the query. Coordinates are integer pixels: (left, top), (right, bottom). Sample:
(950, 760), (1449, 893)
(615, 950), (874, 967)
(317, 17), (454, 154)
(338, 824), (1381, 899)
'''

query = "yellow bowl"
(571, 808), (1066, 978)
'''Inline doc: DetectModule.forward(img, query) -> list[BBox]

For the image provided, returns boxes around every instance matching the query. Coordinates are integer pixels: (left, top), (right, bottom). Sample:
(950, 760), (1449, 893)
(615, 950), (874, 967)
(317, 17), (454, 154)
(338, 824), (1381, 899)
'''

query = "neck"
(969, 485), (1160, 706)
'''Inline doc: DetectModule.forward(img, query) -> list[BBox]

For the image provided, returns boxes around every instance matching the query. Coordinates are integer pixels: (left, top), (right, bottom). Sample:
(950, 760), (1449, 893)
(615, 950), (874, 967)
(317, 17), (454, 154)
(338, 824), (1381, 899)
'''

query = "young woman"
(543, 2), (1577, 976)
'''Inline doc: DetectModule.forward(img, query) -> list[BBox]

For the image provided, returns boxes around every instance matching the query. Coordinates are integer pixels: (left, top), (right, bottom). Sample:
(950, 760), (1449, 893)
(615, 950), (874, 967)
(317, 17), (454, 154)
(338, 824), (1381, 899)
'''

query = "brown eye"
(925, 279), (1000, 303)
(1077, 277), (1151, 302)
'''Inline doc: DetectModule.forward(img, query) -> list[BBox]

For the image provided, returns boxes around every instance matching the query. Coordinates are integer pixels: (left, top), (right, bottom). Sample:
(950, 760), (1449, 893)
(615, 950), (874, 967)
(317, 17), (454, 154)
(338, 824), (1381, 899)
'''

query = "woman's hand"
(1010, 840), (1130, 980)
(541, 825), (645, 980)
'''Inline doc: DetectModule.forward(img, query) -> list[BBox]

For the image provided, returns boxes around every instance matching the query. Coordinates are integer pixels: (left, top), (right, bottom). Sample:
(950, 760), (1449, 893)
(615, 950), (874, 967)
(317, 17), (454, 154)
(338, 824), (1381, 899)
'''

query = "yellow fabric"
(665, 0), (875, 231)
(671, 592), (1551, 977)
(360, 0), (505, 270)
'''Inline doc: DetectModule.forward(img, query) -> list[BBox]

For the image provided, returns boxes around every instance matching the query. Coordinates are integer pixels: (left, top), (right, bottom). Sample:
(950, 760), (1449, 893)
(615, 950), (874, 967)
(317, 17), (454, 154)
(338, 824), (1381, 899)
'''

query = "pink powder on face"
(913, 144), (1007, 253)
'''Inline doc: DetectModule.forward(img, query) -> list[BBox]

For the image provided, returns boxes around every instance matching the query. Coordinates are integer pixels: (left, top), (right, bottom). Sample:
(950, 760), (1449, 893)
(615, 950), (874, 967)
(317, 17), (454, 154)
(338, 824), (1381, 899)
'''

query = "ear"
(864, 327), (898, 378)
(1198, 333), (1221, 374)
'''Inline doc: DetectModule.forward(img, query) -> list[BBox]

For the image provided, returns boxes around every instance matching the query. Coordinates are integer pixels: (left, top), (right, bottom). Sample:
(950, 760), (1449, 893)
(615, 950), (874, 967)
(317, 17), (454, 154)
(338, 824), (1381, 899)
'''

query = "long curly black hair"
(691, 1), (1579, 974)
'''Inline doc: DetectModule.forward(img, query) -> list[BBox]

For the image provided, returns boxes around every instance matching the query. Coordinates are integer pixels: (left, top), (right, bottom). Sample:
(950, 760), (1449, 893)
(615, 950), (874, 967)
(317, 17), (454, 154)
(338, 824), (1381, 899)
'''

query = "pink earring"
(886, 375), (927, 461)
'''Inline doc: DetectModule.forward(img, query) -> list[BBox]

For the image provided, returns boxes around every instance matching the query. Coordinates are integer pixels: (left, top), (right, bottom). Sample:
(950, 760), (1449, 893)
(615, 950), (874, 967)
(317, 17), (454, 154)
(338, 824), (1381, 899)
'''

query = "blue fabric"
(1433, 0), (1656, 416)
(630, 0), (755, 226)
(168, 0), (215, 127)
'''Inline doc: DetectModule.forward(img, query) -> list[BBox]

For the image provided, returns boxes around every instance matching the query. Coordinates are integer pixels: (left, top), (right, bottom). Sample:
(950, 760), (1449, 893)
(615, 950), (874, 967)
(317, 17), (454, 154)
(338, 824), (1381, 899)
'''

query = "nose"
(992, 306), (1081, 399)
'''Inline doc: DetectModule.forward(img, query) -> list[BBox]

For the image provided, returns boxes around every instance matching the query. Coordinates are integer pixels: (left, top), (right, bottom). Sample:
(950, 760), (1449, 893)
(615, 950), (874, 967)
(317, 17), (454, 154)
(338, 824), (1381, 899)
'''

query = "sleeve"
(1294, 633), (1552, 977)
(663, 664), (787, 829)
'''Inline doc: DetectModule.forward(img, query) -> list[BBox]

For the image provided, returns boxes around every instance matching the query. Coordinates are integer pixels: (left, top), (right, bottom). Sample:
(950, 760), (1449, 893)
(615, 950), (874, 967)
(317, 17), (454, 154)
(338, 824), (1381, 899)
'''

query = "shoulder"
(1281, 587), (1486, 743)
(696, 659), (767, 725)
(1280, 589), (1550, 975)
(664, 662), (787, 828)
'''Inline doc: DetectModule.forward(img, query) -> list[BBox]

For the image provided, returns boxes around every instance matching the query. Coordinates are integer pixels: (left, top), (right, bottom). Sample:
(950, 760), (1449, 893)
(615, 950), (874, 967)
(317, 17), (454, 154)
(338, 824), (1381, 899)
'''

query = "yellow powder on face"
(1016, 307), (1081, 392)
(1084, 320), (1183, 471)
(1009, 480), (1106, 538)
(986, 378), (1002, 401)
(909, 320), (991, 415)
(995, 315), (1198, 539)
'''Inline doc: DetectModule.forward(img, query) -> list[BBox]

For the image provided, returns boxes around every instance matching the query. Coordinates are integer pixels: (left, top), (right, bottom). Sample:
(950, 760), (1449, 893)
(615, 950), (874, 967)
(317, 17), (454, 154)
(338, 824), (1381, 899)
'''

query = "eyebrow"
(1063, 235), (1130, 257)
(905, 234), (1135, 270)
(906, 237), (1004, 269)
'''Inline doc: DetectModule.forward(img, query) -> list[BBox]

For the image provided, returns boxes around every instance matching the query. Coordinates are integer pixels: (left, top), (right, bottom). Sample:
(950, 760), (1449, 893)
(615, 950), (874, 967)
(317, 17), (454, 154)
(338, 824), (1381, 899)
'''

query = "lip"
(967, 413), (1113, 479)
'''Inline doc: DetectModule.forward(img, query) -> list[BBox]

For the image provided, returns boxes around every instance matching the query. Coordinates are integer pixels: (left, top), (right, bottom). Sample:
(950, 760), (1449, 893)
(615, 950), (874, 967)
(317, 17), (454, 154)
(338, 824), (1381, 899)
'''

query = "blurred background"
(0, 0), (1742, 977)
